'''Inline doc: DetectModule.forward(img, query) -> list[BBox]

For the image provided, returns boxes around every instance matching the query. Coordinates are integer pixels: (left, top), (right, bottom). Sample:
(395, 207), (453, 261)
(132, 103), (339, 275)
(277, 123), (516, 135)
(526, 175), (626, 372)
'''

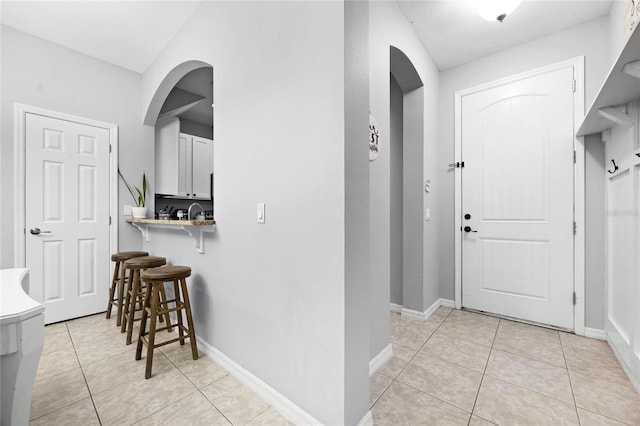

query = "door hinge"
(449, 161), (465, 169)
(572, 79), (576, 93)
(109, 144), (112, 153)
(109, 216), (112, 225)
(573, 221), (577, 235)
(573, 150), (576, 164)
(573, 292), (577, 305)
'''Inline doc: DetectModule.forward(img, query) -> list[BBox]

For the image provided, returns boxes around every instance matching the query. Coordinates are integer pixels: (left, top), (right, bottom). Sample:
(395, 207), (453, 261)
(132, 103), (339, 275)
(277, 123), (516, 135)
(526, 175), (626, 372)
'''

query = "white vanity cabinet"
(156, 117), (213, 200)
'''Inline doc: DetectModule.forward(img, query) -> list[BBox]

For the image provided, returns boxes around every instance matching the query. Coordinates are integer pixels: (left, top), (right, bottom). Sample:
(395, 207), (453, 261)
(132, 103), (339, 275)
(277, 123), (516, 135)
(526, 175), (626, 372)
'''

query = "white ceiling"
(396, 0), (614, 70)
(0, 1), (202, 73)
(0, 1), (614, 73)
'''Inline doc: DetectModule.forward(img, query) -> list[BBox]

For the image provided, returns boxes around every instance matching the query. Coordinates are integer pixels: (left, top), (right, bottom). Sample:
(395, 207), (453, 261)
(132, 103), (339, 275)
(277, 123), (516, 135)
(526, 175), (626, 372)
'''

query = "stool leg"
(125, 269), (141, 344)
(136, 281), (152, 361)
(116, 263), (127, 327)
(145, 283), (160, 379)
(121, 269), (134, 334)
(173, 279), (184, 344)
(106, 261), (120, 319)
(158, 284), (171, 330)
(180, 277), (198, 360)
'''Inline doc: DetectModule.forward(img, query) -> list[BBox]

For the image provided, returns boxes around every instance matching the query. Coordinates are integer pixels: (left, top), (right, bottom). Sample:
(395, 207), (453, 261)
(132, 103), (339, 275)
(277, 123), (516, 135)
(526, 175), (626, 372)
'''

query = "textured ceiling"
(396, 0), (613, 70)
(0, 1), (614, 74)
(0, 1), (202, 73)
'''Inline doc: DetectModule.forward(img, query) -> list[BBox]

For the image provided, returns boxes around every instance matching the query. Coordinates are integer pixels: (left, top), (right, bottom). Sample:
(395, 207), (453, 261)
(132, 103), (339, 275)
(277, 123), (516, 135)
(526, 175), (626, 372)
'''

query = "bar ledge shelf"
(126, 218), (216, 254)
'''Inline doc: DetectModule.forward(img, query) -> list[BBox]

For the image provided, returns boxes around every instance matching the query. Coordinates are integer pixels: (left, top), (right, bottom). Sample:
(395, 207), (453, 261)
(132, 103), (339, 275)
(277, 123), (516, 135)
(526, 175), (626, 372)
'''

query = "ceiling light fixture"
(477, 0), (522, 23)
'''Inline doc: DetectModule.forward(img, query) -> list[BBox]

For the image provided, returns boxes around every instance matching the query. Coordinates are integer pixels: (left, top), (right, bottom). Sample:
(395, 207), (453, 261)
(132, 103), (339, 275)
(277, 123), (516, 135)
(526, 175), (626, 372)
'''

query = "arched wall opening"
(389, 46), (425, 311)
(143, 60), (213, 126)
(144, 60), (215, 219)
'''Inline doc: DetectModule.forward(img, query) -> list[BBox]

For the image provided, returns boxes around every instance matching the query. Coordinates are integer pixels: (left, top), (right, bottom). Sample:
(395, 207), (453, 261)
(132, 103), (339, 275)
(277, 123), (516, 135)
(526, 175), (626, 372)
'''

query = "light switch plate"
(257, 203), (265, 223)
(124, 205), (132, 215)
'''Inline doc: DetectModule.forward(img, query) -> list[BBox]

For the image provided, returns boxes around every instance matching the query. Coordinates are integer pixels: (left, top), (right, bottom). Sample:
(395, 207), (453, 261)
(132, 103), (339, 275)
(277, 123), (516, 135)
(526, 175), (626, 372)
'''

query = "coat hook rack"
(608, 159), (619, 174)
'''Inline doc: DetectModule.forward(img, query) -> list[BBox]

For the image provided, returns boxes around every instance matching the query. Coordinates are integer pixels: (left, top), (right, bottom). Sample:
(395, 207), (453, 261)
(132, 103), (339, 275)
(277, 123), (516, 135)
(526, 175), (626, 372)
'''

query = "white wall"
(369, 1), (440, 359)
(0, 25), (151, 269)
(139, 2), (367, 424)
(437, 15), (613, 329)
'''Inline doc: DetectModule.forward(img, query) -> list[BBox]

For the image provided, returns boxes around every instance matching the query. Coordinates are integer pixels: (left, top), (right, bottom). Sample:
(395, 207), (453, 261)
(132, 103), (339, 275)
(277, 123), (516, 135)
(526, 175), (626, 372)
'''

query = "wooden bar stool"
(136, 265), (198, 379)
(106, 251), (148, 326)
(121, 256), (171, 345)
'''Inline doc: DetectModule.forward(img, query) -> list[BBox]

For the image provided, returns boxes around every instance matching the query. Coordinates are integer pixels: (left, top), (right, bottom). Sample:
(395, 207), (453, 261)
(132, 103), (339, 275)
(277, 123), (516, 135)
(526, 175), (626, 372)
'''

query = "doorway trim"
(453, 57), (586, 335)
(13, 103), (119, 268)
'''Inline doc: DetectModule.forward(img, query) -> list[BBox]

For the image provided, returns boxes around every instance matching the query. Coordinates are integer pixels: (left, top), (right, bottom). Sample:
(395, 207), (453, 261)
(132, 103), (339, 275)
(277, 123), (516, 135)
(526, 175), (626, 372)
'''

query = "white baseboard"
(439, 298), (455, 308)
(393, 298), (455, 322)
(584, 327), (606, 340)
(195, 335), (322, 426)
(369, 344), (393, 377)
(607, 334), (640, 394)
(389, 303), (402, 313)
(358, 410), (373, 426)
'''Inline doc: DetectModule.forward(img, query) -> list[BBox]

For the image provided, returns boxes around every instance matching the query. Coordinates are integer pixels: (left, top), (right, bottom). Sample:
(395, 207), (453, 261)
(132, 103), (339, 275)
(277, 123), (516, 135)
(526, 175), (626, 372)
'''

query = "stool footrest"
(140, 333), (192, 349)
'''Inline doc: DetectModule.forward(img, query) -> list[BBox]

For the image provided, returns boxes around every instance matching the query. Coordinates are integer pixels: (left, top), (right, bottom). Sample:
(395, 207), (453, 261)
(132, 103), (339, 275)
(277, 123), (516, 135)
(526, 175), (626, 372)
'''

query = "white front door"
(460, 64), (576, 329)
(25, 112), (111, 324)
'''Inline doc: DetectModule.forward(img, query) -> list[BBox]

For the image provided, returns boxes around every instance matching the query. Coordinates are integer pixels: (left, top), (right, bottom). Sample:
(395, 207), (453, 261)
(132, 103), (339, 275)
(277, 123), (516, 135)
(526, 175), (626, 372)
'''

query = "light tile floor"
(371, 308), (640, 426)
(30, 313), (291, 426)
(31, 308), (640, 425)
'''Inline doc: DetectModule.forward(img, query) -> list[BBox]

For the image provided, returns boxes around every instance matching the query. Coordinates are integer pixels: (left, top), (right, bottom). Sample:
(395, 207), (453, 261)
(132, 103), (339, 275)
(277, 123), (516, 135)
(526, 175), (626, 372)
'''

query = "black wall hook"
(608, 159), (619, 174)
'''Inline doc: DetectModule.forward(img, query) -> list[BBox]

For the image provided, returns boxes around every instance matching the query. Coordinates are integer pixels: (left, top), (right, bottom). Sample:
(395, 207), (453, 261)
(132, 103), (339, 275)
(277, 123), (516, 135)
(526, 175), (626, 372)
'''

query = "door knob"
(463, 226), (477, 233)
(30, 228), (51, 235)
(464, 214), (471, 220)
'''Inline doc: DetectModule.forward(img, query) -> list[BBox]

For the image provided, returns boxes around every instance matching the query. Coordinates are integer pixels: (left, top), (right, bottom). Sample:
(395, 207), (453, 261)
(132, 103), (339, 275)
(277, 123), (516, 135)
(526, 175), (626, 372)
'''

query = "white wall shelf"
(578, 24), (640, 136)
(126, 218), (216, 254)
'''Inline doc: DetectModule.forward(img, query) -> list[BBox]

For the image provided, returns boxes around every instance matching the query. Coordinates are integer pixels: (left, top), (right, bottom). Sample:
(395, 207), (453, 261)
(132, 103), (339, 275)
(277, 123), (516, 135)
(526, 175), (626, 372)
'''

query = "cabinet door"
(177, 133), (191, 197)
(191, 136), (212, 199)
(155, 118), (180, 195)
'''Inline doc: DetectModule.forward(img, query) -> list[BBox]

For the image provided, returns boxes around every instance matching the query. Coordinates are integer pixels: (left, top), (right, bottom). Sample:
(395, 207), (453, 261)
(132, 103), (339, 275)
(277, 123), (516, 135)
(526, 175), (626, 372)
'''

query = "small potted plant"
(119, 170), (147, 218)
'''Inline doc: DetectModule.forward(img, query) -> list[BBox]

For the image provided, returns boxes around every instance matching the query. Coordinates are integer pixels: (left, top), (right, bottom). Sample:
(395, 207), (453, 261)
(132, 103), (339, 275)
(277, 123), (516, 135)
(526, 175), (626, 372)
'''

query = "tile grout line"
(557, 332), (581, 426)
(466, 317), (501, 425)
(371, 308), (453, 413)
(68, 320), (104, 426)
(159, 349), (234, 426)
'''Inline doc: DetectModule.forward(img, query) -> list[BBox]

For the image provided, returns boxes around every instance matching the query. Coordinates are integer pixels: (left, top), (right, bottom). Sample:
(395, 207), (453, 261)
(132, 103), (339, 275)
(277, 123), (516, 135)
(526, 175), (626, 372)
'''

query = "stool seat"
(111, 251), (148, 262)
(124, 256), (167, 269)
(141, 266), (191, 282)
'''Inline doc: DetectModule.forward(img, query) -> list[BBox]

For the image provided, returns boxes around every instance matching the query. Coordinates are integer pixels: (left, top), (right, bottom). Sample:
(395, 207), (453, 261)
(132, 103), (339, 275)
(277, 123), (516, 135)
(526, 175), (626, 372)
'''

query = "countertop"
(126, 218), (216, 226)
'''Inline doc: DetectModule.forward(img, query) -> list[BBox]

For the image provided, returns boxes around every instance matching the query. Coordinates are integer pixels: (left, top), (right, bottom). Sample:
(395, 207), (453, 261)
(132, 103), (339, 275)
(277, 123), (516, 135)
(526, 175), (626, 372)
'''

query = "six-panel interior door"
(461, 65), (575, 329)
(25, 113), (110, 324)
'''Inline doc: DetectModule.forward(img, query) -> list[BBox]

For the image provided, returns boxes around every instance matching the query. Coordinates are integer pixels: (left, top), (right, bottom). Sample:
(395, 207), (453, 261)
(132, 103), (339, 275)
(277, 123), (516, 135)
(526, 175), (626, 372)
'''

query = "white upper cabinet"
(155, 117), (213, 200)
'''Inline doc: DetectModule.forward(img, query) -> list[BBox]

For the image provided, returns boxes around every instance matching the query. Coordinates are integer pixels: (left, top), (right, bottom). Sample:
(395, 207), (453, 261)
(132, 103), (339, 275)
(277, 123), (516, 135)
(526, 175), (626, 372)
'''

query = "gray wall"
(0, 25), (152, 269)
(344, 2), (370, 423)
(368, 0), (440, 360)
(139, 2), (364, 424)
(390, 74), (403, 306)
(437, 15), (613, 328)
(180, 118), (213, 140)
(585, 134), (606, 330)
(402, 86), (425, 312)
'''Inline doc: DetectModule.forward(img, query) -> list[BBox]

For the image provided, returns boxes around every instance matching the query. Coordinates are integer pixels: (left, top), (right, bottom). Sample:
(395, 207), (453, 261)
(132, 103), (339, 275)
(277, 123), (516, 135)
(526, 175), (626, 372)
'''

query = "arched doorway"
(389, 46), (424, 311)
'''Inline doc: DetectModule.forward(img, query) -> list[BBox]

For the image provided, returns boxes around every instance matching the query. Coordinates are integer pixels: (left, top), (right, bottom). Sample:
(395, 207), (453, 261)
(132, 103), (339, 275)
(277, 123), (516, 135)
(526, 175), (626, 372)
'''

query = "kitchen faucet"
(187, 202), (204, 220)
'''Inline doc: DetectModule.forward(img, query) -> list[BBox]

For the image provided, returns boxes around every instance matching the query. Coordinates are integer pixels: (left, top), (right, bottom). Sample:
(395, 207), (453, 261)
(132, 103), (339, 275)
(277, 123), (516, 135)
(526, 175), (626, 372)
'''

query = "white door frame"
(453, 57), (586, 335)
(13, 103), (118, 270)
